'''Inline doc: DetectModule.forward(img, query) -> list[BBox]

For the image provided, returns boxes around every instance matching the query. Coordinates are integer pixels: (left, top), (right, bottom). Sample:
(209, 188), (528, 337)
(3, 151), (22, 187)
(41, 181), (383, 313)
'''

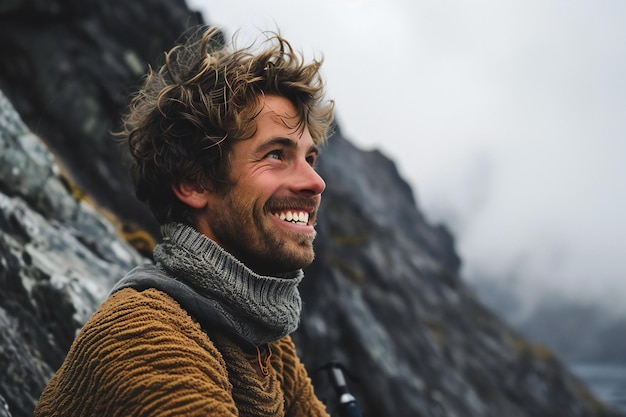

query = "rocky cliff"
(0, 1), (620, 417)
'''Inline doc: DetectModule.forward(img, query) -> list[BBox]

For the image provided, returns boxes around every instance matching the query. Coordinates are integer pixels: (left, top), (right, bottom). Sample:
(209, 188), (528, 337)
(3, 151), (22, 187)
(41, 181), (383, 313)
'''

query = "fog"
(187, 0), (626, 314)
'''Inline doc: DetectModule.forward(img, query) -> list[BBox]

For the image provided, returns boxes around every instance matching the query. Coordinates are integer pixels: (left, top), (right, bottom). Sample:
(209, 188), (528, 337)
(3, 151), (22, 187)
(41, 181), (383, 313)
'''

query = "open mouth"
(271, 210), (310, 226)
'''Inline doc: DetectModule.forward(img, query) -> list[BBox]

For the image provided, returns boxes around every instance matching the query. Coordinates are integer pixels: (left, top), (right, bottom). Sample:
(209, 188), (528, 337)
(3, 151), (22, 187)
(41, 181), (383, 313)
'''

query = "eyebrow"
(257, 137), (319, 156)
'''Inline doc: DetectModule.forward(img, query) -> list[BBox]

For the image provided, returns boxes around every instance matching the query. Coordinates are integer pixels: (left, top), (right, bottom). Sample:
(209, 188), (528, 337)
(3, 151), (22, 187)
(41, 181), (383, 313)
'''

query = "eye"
(266, 150), (282, 160)
(306, 153), (318, 167)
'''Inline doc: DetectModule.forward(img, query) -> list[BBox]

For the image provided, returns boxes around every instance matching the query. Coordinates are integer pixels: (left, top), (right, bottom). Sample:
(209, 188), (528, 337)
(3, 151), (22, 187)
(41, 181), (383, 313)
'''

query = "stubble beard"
(210, 194), (317, 276)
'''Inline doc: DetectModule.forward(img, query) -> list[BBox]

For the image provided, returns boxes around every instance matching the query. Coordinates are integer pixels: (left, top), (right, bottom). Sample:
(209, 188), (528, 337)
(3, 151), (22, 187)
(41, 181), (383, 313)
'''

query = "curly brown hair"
(121, 26), (334, 225)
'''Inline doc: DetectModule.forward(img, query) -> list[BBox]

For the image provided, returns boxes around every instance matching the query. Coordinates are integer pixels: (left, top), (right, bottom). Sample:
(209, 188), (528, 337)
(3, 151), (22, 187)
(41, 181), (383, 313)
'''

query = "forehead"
(228, 95), (315, 161)
(256, 95), (300, 125)
(250, 95), (312, 141)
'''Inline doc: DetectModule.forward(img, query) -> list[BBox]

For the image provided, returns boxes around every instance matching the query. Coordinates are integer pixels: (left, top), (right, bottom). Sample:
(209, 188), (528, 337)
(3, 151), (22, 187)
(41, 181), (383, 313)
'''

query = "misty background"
(187, 1), (626, 328)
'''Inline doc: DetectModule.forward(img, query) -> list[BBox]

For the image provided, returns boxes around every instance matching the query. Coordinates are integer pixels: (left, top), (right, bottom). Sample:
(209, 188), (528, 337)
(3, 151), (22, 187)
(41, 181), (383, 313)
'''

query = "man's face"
(194, 95), (326, 275)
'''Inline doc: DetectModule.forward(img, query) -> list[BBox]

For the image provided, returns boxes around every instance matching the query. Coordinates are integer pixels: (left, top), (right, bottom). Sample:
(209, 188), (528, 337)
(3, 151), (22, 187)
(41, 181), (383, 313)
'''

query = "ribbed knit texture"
(34, 288), (330, 417)
(153, 222), (303, 346)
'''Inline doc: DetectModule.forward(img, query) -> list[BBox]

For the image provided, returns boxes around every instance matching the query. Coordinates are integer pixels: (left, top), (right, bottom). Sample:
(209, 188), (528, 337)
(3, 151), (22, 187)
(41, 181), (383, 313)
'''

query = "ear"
(171, 181), (209, 210)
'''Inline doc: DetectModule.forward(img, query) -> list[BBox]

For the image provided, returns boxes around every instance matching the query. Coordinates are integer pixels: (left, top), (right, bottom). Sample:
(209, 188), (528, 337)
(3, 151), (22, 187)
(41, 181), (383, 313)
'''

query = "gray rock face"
(0, 2), (622, 417)
(0, 0), (203, 239)
(0, 91), (144, 417)
(0, 396), (11, 417)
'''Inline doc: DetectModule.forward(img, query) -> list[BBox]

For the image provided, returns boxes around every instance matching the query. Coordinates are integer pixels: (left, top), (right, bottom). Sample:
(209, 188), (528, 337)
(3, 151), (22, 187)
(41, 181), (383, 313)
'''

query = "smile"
(271, 210), (310, 225)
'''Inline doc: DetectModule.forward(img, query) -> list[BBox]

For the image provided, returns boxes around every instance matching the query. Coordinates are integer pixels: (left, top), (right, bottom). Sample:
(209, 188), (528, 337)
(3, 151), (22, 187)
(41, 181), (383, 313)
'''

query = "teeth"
(273, 211), (309, 225)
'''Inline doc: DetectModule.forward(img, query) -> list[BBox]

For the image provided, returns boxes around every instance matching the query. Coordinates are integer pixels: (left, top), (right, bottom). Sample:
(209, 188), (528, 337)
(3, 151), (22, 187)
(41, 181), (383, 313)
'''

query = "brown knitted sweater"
(35, 287), (330, 417)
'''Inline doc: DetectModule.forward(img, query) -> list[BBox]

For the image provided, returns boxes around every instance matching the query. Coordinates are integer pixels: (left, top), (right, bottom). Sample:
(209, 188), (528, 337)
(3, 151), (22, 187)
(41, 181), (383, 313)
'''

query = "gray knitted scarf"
(153, 222), (303, 346)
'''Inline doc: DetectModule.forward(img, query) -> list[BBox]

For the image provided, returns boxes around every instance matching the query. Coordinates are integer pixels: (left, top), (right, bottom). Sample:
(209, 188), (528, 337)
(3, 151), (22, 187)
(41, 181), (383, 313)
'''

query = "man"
(35, 26), (334, 417)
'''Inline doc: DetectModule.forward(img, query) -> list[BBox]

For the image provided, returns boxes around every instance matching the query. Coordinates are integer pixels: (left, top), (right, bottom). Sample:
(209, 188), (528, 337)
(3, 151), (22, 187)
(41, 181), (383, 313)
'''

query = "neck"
(152, 223), (303, 345)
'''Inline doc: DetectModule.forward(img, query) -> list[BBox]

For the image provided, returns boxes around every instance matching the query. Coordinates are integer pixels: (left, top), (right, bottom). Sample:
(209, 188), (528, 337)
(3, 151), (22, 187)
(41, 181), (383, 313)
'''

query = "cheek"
(242, 172), (282, 197)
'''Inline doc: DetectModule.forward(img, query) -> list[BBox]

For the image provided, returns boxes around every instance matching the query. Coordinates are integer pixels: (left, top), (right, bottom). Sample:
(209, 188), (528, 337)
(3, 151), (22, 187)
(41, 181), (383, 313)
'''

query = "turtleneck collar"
(152, 222), (303, 345)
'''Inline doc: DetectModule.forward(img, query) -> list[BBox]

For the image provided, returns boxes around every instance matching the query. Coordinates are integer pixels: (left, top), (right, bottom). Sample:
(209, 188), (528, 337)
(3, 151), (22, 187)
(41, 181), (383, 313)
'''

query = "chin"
(263, 251), (315, 275)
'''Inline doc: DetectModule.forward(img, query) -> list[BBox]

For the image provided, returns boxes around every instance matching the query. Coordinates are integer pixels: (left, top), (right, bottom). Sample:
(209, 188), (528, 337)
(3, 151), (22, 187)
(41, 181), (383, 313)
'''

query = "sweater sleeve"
(274, 337), (331, 417)
(35, 288), (239, 417)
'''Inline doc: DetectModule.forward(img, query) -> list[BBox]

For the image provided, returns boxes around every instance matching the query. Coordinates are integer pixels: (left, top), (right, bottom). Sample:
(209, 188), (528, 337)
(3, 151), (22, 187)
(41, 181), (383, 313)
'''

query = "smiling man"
(182, 94), (326, 275)
(35, 26), (334, 417)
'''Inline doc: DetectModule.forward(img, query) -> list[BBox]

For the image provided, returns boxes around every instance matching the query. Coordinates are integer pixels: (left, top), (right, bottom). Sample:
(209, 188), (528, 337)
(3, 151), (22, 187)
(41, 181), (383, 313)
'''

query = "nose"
(292, 160), (326, 196)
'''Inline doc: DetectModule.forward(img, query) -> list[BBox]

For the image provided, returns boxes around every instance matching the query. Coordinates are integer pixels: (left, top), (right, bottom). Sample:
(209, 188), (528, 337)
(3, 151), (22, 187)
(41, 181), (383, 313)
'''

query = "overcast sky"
(188, 0), (626, 313)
